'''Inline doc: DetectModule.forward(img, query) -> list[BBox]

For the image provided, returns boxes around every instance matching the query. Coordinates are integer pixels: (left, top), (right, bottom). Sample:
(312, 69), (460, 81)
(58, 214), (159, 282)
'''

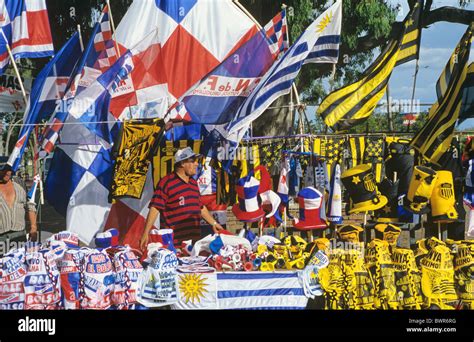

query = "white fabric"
(464, 203), (474, 239)
(191, 234), (252, 257)
(215, 272), (308, 309)
(259, 190), (281, 218)
(172, 272), (218, 310)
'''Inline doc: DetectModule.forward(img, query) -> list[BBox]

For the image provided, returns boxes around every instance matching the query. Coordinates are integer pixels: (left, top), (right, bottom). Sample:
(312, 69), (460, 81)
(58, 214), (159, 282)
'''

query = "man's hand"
(139, 233), (149, 251)
(212, 222), (224, 234)
(29, 226), (38, 242)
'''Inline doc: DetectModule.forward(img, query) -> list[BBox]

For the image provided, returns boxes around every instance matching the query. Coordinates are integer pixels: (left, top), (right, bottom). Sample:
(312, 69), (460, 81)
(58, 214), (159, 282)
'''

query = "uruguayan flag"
(216, 272), (308, 310)
(227, 0), (342, 134)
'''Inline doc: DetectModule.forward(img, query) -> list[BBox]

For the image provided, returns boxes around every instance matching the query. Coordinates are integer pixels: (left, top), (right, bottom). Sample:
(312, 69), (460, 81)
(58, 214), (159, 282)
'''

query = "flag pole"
(0, 29), (28, 105)
(408, 59), (420, 133)
(106, 0), (121, 58)
(77, 24), (84, 52)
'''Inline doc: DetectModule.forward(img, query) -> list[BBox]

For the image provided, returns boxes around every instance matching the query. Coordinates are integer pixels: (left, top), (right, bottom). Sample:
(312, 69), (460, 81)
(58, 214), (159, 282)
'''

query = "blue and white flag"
(8, 32), (82, 171)
(67, 30), (161, 144)
(227, 0), (342, 135)
(40, 5), (118, 155)
(216, 272), (308, 309)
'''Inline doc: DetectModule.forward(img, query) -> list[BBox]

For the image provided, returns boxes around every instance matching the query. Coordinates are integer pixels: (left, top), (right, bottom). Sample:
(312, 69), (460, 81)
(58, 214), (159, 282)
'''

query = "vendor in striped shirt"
(140, 147), (224, 251)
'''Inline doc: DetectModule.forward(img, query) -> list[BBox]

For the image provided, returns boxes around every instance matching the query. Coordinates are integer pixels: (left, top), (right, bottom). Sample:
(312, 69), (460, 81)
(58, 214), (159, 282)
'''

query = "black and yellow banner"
(111, 118), (165, 199)
(458, 62), (474, 124)
(411, 25), (472, 164)
(348, 136), (366, 168)
(153, 138), (202, 187)
(318, 2), (423, 132)
(395, 0), (423, 67)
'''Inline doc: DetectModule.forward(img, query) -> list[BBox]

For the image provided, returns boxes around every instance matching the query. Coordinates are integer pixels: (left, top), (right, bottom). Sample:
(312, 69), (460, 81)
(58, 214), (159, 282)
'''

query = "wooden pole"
(386, 84), (393, 132)
(106, 0), (121, 58)
(407, 59), (420, 133)
(0, 29), (28, 105)
(77, 25), (84, 52)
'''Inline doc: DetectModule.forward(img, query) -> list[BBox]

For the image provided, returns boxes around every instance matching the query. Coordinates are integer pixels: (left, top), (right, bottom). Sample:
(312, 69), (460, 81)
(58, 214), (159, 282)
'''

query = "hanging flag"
(348, 136), (365, 168)
(327, 163), (342, 224)
(169, 9), (289, 125)
(27, 174), (41, 204)
(318, 3), (423, 132)
(110, 0), (258, 119)
(68, 30), (165, 144)
(111, 118), (165, 199)
(458, 63), (474, 124)
(0, 74), (32, 112)
(40, 5), (123, 156)
(410, 25), (472, 164)
(227, 0), (343, 135)
(395, 0), (423, 67)
(7, 32), (82, 171)
(0, 0), (54, 74)
(215, 272), (308, 309)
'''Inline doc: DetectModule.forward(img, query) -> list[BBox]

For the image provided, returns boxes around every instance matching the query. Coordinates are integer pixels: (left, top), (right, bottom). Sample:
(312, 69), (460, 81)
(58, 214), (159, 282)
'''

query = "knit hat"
(374, 223), (401, 246)
(94, 228), (119, 248)
(337, 224), (364, 243)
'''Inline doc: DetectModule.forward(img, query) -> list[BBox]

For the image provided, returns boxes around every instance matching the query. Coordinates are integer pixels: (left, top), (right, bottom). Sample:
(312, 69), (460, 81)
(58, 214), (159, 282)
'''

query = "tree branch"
(348, 6), (474, 56)
(424, 6), (474, 26)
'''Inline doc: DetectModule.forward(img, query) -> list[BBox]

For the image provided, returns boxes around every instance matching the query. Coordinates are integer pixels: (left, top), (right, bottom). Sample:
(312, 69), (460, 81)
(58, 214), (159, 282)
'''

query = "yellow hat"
(431, 171), (458, 223)
(405, 166), (438, 214)
(375, 223), (402, 246)
(337, 224), (364, 243)
(341, 164), (388, 214)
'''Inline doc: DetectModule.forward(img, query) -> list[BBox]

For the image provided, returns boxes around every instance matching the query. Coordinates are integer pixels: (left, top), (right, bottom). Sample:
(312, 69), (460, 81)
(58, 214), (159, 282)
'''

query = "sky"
(307, 0), (474, 129)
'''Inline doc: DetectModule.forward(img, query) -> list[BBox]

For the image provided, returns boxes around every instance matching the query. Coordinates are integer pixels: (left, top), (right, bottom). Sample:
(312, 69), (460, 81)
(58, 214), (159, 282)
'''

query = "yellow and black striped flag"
(458, 62), (474, 124)
(348, 136), (366, 168)
(318, 2), (423, 132)
(395, 0), (423, 67)
(410, 25), (472, 165)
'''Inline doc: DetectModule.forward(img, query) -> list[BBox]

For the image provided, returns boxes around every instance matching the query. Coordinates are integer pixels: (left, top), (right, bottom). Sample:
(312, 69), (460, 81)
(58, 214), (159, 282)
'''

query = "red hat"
(293, 187), (327, 230)
(232, 175), (265, 222)
(254, 165), (272, 193)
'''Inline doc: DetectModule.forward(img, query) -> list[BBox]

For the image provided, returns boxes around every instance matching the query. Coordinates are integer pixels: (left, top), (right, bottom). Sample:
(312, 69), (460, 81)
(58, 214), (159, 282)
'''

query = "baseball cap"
(0, 162), (13, 173)
(174, 147), (201, 164)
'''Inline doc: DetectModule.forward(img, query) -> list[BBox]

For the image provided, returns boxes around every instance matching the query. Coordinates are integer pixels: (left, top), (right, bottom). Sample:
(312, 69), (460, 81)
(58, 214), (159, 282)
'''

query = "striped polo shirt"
(149, 172), (203, 245)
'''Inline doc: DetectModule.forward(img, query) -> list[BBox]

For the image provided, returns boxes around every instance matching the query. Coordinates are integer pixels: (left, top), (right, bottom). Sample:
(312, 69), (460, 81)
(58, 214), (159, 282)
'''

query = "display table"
(172, 271), (308, 310)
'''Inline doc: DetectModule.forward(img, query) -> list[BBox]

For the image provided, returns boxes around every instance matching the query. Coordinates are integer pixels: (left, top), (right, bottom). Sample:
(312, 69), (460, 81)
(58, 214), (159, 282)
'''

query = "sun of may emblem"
(317, 11), (333, 33)
(179, 273), (209, 304)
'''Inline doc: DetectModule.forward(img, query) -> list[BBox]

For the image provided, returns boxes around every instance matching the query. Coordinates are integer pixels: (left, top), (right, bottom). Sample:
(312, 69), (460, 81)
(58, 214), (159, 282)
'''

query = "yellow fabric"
(420, 245), (458, 309)
(406, 166), (438, 213)
(431, 170), (458, 222)
(153, 139), (202, 186)
(391, 248), (423, 309)
(112, 118), (164, 198)
(365, 239), (399, 309)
